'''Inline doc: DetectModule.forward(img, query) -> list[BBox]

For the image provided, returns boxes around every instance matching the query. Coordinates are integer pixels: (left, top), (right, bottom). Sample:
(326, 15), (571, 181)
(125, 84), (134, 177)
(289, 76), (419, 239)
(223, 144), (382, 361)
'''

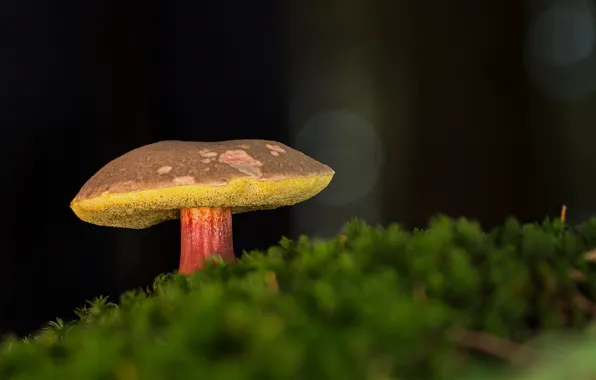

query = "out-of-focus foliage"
(2, 216), (596, 380)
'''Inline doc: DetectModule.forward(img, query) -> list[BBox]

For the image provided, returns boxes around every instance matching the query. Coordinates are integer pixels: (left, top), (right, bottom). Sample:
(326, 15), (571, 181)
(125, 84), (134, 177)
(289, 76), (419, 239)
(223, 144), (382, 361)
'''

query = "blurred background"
(1, 0), (594, 337)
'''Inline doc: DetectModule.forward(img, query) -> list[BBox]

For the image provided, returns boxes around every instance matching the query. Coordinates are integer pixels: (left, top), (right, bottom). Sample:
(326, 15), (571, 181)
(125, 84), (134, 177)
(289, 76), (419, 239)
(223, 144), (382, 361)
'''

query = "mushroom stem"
(179, 207), (235, 274)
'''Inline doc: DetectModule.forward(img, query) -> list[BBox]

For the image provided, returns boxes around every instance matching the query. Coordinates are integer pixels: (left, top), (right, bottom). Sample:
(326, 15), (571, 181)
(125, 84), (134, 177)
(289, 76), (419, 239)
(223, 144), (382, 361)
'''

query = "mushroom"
(70, 140), (335, 274)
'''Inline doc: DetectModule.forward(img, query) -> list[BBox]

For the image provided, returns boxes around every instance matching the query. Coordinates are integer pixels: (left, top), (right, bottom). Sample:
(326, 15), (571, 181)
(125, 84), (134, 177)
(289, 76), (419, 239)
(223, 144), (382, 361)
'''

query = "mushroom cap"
(70, 140), (335, 229)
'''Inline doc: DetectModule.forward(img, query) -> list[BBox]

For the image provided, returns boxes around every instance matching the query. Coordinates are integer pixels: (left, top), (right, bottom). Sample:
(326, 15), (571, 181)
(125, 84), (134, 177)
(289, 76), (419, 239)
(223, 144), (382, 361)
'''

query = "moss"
(2, 215), (596, 379)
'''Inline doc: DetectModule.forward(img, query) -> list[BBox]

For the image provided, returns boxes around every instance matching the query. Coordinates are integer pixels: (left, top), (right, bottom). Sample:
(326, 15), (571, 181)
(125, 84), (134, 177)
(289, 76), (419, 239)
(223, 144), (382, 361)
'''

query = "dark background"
(2, 0), (595, 337)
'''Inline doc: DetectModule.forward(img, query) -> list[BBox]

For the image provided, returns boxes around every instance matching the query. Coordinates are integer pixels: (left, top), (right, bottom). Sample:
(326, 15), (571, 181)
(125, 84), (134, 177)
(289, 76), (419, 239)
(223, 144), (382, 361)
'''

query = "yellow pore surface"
(70, 174), (334, 229)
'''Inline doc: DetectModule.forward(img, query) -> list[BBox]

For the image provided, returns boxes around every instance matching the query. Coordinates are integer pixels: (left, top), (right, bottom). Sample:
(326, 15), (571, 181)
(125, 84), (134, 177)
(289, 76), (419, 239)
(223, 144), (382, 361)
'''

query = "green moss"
(2, 216), (596, 379)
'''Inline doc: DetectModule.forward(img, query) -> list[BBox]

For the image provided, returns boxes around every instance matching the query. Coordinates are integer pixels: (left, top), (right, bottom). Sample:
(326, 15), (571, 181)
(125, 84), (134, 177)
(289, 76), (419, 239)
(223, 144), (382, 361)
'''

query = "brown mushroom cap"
(70, 140), (335, 229)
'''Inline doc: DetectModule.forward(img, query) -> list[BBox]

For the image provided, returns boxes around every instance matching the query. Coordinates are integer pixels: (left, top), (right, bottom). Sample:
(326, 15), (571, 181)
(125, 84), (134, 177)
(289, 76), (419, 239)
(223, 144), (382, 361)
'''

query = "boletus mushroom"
(70, 140), (334, 274)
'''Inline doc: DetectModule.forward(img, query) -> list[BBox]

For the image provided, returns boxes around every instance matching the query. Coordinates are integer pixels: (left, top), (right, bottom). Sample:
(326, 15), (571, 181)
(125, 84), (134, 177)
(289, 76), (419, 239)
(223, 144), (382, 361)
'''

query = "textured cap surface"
(71, 140), (334, 228)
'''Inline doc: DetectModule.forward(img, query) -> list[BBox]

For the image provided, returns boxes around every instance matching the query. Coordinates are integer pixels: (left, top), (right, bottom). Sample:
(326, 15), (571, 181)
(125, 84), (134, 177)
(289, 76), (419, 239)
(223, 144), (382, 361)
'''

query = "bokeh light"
(524, 1), (596, 99)
(293, 110), (384, 206)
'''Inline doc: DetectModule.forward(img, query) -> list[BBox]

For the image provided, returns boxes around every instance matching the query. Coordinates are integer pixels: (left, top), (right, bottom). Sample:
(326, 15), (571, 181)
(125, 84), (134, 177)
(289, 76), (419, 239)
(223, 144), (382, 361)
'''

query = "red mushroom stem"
(179, 207), (235, 274)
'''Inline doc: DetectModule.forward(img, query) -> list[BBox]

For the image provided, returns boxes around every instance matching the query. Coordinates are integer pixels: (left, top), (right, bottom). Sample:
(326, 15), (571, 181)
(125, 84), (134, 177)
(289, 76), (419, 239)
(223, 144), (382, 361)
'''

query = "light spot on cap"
(270, 151), (280, 156)
(219, 150), (263, 167)
(157, 166), (172, 175)
(199, 149), (218, 158)
(229, 164), (262, 178)
(238, 144), (251, 149)
(172, 176), (195, 185)
(266, 144), (286, 153)
(219, 150), (264, 178)
(201, 158), (211, 164)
